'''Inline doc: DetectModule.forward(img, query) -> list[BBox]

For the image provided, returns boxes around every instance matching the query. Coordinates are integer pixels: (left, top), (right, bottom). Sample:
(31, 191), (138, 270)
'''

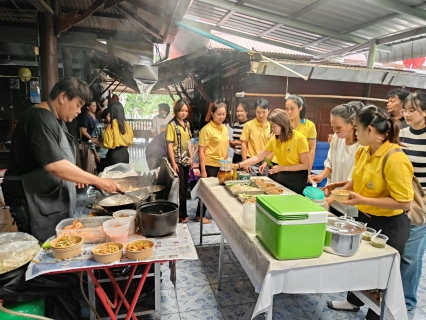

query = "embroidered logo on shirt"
(287, 148), (291, 153)
(366, 180), (375, 190)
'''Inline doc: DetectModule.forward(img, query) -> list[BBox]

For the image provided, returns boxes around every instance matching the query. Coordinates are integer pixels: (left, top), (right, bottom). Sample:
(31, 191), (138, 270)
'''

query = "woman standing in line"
(196, 102), (229, 224)
(310, 101), (364, 217)
(234, 109), (310, 194)
(231, 102), (249, 163)
(399, 92), (426, 312)
(166, 99), (193, 223)
(284, 94), (317, 171)
(90, 108), (110, 173)
(103, 102), (134, 166)
(79, 100), (100, 174)
(327, 106), (414, 320)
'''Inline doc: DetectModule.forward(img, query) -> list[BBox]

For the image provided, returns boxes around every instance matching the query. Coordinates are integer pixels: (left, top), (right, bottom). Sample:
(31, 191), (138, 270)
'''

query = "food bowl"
(52, 245), (82, 259)
(331, 190), (350, 202)
(92, 242), (123, 263)
(362, 227), (376, 241)
(113, 210), (137, 235)
(266, 188), (283, 195)
(103, 219), (130, 244)
(371, 234), (388, 248)
(50, 236), (83, 250)
(125, 240), (155, 260)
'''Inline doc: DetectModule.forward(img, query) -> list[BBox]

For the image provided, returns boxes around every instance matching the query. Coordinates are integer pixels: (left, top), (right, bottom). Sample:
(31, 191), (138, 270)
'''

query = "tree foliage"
(120, 93), (177, 119)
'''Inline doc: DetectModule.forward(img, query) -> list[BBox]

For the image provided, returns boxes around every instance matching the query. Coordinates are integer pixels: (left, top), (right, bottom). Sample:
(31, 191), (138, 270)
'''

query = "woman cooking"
(309, 101), (364, 217)
(326, 105), (414, 320)
(196, 102), (229, 224)
(233, 109), (309, 194)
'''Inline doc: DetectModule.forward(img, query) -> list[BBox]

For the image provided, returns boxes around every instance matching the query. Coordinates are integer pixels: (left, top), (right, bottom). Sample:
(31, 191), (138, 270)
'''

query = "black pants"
(347, 211), (411, 320)
(274, 170), (308, 195)
(106, 146), (129, 166)
(9, 202), (32, 235)
(196, 166), (220, 218)
(177, 164), (190, 219)
(96, 158), (108, 173)
(233, 154), (242, 164)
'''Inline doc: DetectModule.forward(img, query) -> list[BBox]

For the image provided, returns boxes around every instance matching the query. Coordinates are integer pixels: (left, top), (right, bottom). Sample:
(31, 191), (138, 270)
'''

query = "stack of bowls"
(50, 236), (83, 259)
(113, 210), (137, 235)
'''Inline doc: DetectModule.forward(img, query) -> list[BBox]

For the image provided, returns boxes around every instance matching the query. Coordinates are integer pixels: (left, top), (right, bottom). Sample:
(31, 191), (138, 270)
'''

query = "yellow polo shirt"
(294, 119), (317, 141)
(240, 118), (270, 158)
(265, 130), (309, 166)
(199, 121), (229, 167)
(352, 141), (414, 217)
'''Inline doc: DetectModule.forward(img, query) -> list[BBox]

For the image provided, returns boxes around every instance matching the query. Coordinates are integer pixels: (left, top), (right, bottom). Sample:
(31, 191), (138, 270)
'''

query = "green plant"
(119, 93), (177, 119)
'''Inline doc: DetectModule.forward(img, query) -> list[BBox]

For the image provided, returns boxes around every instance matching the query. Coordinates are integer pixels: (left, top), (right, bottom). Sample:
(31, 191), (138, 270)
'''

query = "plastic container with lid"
(56, 217), (112, 244)
(103, 219), (130, 244)
(241, 202), (256, 233)
(303, 186), (329, 211)
(113, 210), (137, 235)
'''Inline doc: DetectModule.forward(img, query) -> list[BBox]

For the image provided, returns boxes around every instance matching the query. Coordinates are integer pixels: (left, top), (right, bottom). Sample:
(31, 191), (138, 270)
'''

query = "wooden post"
(39, 11), (59, 101)
(62, 48), (73, 78)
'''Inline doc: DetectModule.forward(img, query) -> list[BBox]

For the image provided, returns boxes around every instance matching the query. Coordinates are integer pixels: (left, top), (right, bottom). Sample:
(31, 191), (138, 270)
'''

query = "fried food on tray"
(126, 240), (153, 252)
(63, 219), (83, 229)
(93, 243), (121, 255)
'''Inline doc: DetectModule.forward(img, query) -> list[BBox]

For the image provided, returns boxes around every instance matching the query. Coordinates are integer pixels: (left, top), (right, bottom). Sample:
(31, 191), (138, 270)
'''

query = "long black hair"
(286, 94), (306, 119)
(109, 102), (127, 135)
(355, 105), (401, 144)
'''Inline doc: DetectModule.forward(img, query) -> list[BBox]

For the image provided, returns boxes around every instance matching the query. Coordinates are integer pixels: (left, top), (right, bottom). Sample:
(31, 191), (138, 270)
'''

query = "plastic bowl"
(103, 219), (130, 244)
(92, 242), (123, 263)
(331, 190), (350, 202)
(50, 236), (83, 250)
(125, 240), (155, 260)
(52, 245), (82, 259)
(362, 227), (376, 241)
(266, 188), (283, 195)
(113, 210), (137, 235)
(371, 234), (389, 248)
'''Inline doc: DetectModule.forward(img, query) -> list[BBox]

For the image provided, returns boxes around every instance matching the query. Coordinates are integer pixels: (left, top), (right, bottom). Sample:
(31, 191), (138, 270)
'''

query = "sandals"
(327, 301), (360, 312)
(179, 217), (189, 223)
(195, 216), (211, 224)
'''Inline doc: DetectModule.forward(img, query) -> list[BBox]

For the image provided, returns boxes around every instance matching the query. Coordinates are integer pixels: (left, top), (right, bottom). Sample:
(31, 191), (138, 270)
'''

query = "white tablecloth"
(198, 177), (407, 320)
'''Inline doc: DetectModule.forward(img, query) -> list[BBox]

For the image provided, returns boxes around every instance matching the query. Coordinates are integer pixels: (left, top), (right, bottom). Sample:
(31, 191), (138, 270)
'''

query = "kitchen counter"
(197, 177), (407, 320)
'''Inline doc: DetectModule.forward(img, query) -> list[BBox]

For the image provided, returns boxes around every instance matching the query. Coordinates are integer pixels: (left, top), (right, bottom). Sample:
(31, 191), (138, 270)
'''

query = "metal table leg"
(217, 234), (225, 291)
(154, 263), (161, 320)
(199, 199), (204, 245)
(266, 301), (273, 320)
(380, 289), (387, 320)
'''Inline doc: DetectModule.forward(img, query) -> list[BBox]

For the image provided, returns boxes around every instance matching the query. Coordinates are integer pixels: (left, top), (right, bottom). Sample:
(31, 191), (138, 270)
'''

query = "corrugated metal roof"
(185, 0), (426, 60)
(208, 30), (312, 56)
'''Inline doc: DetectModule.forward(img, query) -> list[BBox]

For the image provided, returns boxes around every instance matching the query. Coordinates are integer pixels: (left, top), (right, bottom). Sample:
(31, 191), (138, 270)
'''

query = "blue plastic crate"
(312, 141), (329, 171)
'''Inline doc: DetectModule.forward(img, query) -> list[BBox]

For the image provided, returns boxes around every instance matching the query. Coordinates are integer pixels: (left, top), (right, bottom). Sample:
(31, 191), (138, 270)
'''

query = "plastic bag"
(0, 232), (40, 275)
(99, 163), (139, 178)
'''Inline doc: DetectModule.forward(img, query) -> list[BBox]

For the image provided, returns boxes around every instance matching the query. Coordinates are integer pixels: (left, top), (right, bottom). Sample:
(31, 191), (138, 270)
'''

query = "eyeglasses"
(400, 109), (418, 116)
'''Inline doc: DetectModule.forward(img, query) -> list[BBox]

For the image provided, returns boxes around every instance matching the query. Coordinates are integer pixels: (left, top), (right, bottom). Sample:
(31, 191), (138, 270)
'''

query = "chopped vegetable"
(42, 241), (51, 249)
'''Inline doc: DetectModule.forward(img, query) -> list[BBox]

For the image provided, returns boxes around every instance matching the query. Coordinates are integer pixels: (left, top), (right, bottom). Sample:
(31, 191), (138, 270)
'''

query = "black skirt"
(274, 170), (308, 195)
(106, 146), (129, 167)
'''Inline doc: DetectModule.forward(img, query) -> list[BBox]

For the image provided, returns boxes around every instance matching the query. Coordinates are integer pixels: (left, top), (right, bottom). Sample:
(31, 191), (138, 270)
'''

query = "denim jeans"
(400, 224), (426, 310)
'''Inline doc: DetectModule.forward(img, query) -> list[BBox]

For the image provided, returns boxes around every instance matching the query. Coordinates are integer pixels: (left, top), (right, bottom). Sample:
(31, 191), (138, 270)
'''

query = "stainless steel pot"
(324, 217), (366, 256)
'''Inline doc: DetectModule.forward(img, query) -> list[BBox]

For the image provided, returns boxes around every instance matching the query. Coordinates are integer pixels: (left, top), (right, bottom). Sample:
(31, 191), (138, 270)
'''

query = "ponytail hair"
(355, 105), (401, 144)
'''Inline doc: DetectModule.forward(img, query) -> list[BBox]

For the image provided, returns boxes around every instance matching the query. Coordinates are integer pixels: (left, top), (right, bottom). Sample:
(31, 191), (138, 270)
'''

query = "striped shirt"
(399, 127), (426, 192)
(232, 121), (247, 155)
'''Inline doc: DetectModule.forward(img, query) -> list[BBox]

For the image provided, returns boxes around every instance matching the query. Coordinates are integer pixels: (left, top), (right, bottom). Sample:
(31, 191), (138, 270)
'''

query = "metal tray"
(236, 191), (264, 203)
(224, 180), (262, 197)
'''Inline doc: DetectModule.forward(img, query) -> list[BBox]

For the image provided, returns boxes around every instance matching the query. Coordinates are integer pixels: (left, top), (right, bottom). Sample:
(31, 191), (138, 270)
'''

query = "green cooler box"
(256, 194), (328, 260)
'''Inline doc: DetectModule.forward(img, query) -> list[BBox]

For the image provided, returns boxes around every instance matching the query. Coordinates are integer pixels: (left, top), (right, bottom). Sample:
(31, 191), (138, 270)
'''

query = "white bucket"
(113, 210), (137, 235)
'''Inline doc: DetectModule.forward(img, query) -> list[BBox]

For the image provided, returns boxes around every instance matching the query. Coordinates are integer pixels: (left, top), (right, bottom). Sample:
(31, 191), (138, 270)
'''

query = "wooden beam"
(59, 0), (105, 34)
(187, 71), (213, 103)
(28, 0), (53, 15)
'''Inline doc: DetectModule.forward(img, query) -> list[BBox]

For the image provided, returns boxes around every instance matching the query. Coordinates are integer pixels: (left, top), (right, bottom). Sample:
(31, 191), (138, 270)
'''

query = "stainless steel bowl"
(324, 217), (366, 256)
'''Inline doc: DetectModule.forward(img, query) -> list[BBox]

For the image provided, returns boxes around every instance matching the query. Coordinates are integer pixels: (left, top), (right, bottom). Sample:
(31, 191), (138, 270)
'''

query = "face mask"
(336, 131), (350, 139)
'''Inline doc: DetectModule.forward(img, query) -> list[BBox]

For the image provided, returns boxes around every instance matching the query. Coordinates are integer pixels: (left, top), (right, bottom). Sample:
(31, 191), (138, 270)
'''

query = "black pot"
(137, 200), (178, 237)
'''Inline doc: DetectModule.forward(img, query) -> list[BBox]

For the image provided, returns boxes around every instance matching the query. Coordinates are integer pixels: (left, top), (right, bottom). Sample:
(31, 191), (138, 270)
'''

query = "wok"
(112, 176), (154, 191)
(140, 185), (165, 194)
(98, 190), (150, 213)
